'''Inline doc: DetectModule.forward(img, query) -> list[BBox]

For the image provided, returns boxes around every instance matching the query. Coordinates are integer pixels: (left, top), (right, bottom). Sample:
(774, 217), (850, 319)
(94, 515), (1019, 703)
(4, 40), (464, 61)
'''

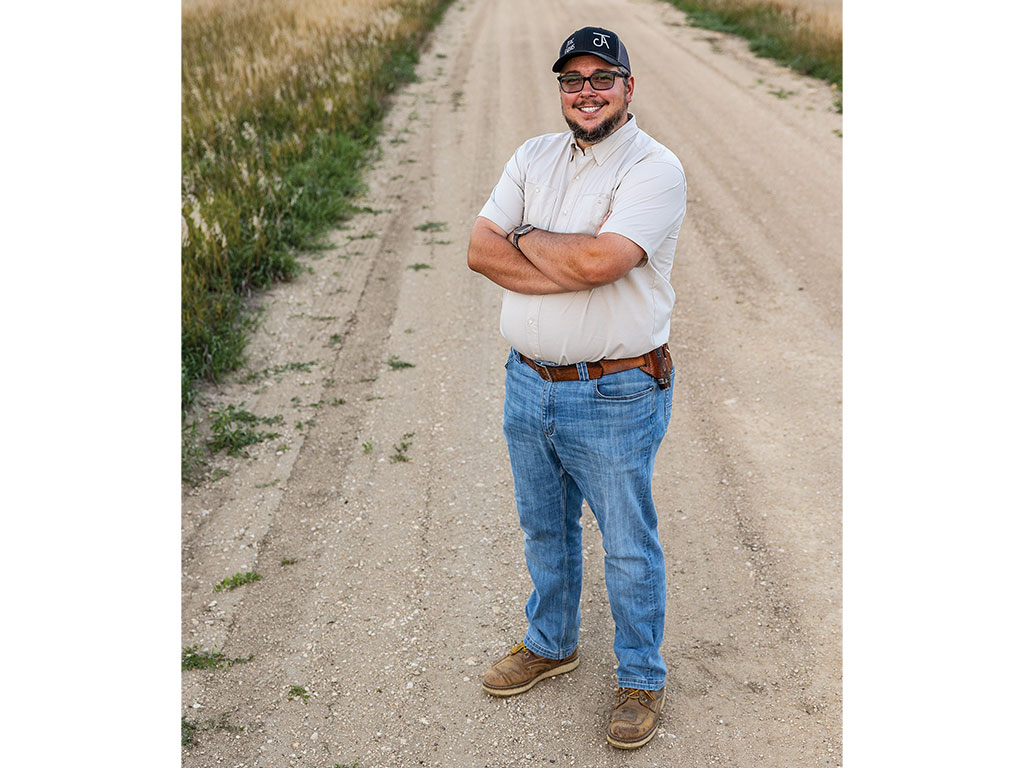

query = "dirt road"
(181, 0), (842, 765)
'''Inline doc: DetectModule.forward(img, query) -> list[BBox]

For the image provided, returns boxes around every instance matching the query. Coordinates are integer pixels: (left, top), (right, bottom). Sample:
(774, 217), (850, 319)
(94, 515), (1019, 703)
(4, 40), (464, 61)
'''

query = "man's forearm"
(467, 220), (573, 294)
(519, 228), (645, 290)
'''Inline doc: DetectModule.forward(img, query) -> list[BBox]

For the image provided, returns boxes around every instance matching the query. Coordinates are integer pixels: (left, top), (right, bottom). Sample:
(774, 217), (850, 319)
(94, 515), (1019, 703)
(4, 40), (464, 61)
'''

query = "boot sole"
(606, 690), (665, 749)
(481, 655), (580, 697)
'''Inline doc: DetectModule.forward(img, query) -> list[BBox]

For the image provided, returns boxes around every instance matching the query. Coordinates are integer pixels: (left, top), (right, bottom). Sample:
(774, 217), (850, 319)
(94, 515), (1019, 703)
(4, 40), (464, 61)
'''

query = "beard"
(563, 101), (628, 145)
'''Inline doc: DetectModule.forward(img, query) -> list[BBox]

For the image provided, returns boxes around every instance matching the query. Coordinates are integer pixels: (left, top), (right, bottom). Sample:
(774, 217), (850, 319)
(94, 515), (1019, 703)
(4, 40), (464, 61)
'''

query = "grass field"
(181, 0), (452, 412)
(665, 0), (842, 88)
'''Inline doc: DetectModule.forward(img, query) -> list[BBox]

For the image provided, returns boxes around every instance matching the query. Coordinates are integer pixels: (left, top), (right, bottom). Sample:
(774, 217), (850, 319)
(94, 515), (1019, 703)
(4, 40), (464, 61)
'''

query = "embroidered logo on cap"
(592, 32), (610, 49)
(564, 39), (575, 54)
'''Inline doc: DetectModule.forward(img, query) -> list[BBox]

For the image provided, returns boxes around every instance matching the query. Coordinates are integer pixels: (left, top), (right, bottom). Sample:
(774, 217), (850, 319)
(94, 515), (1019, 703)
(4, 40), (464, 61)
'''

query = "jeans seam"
(559, 467), (569, 652)
(646, 403), (658, 662)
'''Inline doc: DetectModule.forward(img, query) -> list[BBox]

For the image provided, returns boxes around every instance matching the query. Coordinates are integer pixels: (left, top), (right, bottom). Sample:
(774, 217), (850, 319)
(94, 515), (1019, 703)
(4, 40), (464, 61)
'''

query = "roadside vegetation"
(214, 570), (262, 592)
(182, 646), (254, 670)
(664, 0), (842, 89)
(182, 0), (455, 416)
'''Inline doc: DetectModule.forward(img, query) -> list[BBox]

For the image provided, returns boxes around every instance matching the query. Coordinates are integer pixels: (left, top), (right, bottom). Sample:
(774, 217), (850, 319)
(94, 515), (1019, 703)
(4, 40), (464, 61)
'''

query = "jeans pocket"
(593, 374), (655, 402)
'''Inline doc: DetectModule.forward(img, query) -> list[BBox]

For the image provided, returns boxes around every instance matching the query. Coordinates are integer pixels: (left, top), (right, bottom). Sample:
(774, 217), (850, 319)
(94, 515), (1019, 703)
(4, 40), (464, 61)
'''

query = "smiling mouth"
(577, 103), (605, 115)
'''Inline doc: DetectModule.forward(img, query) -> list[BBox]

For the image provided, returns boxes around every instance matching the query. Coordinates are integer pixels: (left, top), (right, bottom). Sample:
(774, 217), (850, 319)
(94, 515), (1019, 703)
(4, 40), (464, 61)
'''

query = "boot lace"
(617, 687), (657, 711)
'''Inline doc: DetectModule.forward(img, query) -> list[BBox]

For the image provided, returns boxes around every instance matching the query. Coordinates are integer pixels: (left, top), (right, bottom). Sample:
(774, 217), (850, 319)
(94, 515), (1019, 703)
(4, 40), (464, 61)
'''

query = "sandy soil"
(181, 0), (842, 765)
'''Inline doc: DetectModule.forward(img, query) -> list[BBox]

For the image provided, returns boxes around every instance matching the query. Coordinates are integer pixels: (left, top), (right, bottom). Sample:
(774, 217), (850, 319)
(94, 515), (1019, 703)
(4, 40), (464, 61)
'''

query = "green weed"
(206, 404), (282, 457)
(214, 571), (261, 592)
(281, 557), (299, 566)
(182, 717), (198, 747)
(182, 646), (254, 670)
(414, 221), (447, 232)
(182, 713), (242, 747)
(244, 360), (318, 383)
(362, 441), (373, 454)
(182, 421), (208, 486)
(287, 684), (311, 702)
(387, 356), (415, 370)
(390, 432), (415, 463)
(407, 263), (432, 271)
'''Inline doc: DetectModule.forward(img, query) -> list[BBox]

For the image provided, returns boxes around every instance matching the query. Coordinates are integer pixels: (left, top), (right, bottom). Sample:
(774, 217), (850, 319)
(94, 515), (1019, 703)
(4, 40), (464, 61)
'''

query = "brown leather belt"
(519, 344), (673, 389)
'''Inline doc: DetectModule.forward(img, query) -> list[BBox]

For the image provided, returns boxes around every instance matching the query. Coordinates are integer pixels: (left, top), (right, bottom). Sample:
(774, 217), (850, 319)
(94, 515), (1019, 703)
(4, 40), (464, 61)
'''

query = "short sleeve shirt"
(478, 115), (686, 364)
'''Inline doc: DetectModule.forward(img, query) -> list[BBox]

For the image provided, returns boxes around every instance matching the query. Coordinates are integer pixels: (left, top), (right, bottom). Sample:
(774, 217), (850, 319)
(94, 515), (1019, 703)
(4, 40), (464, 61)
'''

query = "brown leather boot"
(606, 686), (665, 749)
(481, 642), (580, 697)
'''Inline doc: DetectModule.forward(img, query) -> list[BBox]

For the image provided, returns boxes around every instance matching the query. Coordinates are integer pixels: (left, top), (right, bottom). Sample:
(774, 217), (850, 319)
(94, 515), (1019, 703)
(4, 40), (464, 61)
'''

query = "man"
(467, 26), (686, 750)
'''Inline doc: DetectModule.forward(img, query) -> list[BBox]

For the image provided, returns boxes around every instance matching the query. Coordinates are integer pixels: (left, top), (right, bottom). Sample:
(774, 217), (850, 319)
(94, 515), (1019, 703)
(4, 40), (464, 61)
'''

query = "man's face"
(559, 54), (634, 147)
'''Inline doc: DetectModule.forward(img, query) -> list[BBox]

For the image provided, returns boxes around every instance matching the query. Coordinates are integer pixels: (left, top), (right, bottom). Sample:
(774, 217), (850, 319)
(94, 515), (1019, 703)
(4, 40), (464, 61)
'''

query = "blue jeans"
(502, 348), (673, 690)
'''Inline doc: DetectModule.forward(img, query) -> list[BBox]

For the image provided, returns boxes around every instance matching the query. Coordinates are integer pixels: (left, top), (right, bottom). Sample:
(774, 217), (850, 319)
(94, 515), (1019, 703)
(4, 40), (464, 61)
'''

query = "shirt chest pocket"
(524, 185), (612, 235)
(524, 183), (560, 231)
(577, 192), (612, 235)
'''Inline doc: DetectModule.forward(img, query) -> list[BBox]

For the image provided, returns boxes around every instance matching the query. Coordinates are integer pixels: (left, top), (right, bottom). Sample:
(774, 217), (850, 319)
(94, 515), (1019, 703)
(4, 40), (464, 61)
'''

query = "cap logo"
(592, 32), (610, 48)
(563, 39), (575, 54)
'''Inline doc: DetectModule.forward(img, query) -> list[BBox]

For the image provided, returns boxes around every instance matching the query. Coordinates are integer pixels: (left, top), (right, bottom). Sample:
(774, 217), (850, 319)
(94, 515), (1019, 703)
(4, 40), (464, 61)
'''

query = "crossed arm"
(467, 216), (646, 295)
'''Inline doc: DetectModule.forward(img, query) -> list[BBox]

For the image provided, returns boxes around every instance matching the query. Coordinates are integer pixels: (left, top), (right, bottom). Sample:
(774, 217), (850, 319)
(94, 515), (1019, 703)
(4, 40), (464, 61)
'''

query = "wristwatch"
(511, 224), (535, 251)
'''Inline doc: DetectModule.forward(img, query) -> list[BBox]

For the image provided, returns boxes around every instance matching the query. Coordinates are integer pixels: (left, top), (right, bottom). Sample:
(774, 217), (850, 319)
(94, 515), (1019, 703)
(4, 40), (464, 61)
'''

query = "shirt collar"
(571, 113), (638, 165)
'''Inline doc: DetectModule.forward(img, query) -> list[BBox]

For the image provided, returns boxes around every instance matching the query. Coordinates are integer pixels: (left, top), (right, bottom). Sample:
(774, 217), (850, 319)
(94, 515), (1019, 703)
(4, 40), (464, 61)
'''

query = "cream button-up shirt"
(479, 115), (686, 364)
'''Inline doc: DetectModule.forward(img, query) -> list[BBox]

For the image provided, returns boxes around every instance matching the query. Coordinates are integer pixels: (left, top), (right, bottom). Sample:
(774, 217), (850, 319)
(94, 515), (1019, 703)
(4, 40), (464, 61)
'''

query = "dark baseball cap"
(552, 27), (631, 74)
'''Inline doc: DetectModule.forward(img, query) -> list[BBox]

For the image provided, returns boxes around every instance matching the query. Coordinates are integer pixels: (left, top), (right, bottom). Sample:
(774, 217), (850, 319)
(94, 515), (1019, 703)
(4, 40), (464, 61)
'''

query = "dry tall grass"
(667, 0), (842, 86)
(182, 0), (450, 409)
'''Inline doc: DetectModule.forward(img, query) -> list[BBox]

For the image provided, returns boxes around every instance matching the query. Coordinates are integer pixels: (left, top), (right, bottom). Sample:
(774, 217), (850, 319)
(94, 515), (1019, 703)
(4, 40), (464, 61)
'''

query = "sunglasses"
(556, 71), (627, 94)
